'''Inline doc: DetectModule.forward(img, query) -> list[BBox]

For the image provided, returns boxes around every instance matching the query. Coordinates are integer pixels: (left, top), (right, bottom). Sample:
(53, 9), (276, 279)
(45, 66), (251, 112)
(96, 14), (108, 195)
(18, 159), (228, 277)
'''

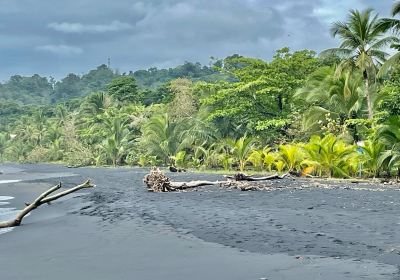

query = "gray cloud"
(0, 0), (394, 81)
(36, 44), (83, 55)
(48, 21), (133, 33)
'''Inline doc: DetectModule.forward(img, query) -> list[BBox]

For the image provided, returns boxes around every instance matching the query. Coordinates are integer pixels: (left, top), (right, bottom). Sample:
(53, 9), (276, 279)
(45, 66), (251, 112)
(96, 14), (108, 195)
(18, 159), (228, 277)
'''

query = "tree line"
(1, 4), (400, 178)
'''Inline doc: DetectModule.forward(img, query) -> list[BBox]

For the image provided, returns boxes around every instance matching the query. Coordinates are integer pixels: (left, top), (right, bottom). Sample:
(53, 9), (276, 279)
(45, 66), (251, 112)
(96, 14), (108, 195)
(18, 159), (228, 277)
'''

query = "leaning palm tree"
(320, 9), (398, 119)
(395, 1), (400, 15)
(295, 66), (365, 135)
(377, 2), (400, 77)
(379, 1), (400, 31)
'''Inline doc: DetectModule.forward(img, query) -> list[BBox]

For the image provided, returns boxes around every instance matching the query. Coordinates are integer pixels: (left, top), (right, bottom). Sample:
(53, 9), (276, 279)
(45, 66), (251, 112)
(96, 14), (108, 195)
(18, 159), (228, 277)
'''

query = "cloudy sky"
(0, 0), (394, 81)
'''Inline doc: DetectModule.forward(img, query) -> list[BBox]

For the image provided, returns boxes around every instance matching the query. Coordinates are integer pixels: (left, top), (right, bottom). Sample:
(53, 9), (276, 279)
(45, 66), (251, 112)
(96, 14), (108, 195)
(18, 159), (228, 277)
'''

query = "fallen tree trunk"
(144, 168), (288, 192)
(224, 173), (288, 181)
(170, 180), (221, 189)
(0, 180), (95, 229)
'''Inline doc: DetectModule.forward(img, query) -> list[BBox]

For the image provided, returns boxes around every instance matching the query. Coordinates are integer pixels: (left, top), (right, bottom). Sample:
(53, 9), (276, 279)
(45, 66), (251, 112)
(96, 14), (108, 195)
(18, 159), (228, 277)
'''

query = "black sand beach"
(0, 163), (399, 279)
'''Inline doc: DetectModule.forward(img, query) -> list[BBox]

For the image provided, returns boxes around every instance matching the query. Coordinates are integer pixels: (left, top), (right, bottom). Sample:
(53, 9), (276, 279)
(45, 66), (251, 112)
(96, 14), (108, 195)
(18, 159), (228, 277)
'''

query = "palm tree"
(302, 134), (356, 177)
(379, 1), (400, 31)
(246, 149), (264, 171)
(360, 140), (386, 177)
(141, 114), (187, 164)
(394, 1), (400, 16)
(54, 104), (68, 125)
(296, 66), (365, 134)
(45, 122), (63, 144)
(226, 136), (256, 171)
(278, 144), (304, 172)
(377, 2), (400, 76)
(321, 9), (398, 119)
(33, 109), (47, 145)
(98, 116), (132, 165)
(48, 138), (64, 161)
(376, 116), (400, 176)
(80, 92), (111, 116)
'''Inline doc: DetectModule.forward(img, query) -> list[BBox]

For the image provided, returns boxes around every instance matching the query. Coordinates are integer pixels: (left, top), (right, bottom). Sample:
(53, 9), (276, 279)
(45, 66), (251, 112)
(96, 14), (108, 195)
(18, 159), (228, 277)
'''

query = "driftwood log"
(224, 173), (287, 181)
(144, 168), (288, 192)
(0, 180), (95, 229)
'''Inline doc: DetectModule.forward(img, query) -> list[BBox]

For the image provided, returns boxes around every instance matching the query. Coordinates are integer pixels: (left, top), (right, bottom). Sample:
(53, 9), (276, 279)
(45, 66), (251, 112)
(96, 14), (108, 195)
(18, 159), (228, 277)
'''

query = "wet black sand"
(0, 163), (399, 279)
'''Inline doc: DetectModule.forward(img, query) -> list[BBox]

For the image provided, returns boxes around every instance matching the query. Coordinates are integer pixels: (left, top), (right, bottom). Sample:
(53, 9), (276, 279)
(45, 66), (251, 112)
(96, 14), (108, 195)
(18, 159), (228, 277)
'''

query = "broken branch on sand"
(0, 180), (95, 229)
(143, 168), (288, 192)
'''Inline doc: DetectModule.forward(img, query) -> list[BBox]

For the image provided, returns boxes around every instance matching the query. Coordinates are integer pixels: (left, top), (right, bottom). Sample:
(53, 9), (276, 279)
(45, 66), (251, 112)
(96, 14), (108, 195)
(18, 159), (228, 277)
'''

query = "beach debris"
(143, 168), (289, 192)
(144, 168), (172, 192)
(0, 180), (95, 229)
(143, 169), (398, 193)
(144, 167), (221, 192)
(169, 166), (186, 173)
(223, 173), (287, 181)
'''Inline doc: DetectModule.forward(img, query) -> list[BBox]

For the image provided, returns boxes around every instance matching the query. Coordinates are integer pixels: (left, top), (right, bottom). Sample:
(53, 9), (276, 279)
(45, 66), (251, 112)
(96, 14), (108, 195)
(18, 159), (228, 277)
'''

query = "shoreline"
(2, 160), (399, 186)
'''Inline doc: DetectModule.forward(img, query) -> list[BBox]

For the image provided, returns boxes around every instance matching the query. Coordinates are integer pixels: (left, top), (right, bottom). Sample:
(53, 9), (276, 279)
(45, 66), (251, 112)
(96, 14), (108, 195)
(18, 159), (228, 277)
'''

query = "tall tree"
(107, 76), (141, 104)
(168, 78), (197, 121)
(201, 49), (318, 139)
(320, 9), (398, 119)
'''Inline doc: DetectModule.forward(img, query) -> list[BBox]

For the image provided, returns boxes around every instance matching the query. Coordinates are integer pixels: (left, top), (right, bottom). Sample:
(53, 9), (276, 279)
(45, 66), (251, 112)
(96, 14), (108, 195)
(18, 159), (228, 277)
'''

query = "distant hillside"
(0, 62), (228, 105)
(132, 62), (228, 88)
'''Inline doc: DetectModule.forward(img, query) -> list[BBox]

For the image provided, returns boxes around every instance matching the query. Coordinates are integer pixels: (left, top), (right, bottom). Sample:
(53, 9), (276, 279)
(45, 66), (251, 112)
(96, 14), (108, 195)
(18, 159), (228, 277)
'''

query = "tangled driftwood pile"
(143, 167), (221, 192)
(143, 167), (288, 192)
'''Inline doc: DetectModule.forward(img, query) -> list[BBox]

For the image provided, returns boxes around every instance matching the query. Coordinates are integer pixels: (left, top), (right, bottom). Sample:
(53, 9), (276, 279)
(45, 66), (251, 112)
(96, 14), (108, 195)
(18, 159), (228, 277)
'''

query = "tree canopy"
(2, 5), (400, 178)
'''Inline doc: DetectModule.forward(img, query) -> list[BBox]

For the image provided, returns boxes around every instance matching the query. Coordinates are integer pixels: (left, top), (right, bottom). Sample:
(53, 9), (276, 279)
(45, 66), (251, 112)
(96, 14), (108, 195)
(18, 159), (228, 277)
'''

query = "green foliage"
(0, 74), (53, 105)
(132, 62), (227, 88)
(278, 144), (304, 172)
(226, 136), (256, 171)
(167, 78), (197, 121)
(80, 65), (118, 95)
(201, 49), (318, 140)
(2, 3), (400, 179)
(0, 133), (10, 161)
(378, 68), (400, 117)
(360, 140), (386, 177)
(246, 150), (264, 171)
(52, 74), (82, 101)
(296, 66), (365, 134)
(376, 117), (400, 176)
(25, 146), (51, 163)
(302, 134), (356, 177)
(140, 113), (188, 164)
(107, 76), (141, 105)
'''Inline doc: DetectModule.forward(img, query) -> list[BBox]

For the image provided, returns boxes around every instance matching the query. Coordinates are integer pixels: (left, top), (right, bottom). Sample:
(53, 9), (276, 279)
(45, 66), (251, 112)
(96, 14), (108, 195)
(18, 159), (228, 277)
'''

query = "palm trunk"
(363, 71), (373, 120)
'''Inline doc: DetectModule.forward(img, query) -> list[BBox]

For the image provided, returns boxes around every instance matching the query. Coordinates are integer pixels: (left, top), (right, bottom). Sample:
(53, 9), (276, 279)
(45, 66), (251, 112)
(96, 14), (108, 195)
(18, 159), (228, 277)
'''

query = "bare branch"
(0, 180), (95, 229)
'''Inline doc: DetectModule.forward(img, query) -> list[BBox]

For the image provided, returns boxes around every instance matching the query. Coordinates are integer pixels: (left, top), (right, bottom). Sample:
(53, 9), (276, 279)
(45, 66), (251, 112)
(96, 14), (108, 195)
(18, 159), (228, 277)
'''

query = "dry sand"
(0, 163), (399, 279)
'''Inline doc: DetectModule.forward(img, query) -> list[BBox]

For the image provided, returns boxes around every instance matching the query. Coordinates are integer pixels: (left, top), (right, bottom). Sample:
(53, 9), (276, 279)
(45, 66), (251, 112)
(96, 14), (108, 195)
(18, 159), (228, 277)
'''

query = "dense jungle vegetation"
(2, 5), (400, 178)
